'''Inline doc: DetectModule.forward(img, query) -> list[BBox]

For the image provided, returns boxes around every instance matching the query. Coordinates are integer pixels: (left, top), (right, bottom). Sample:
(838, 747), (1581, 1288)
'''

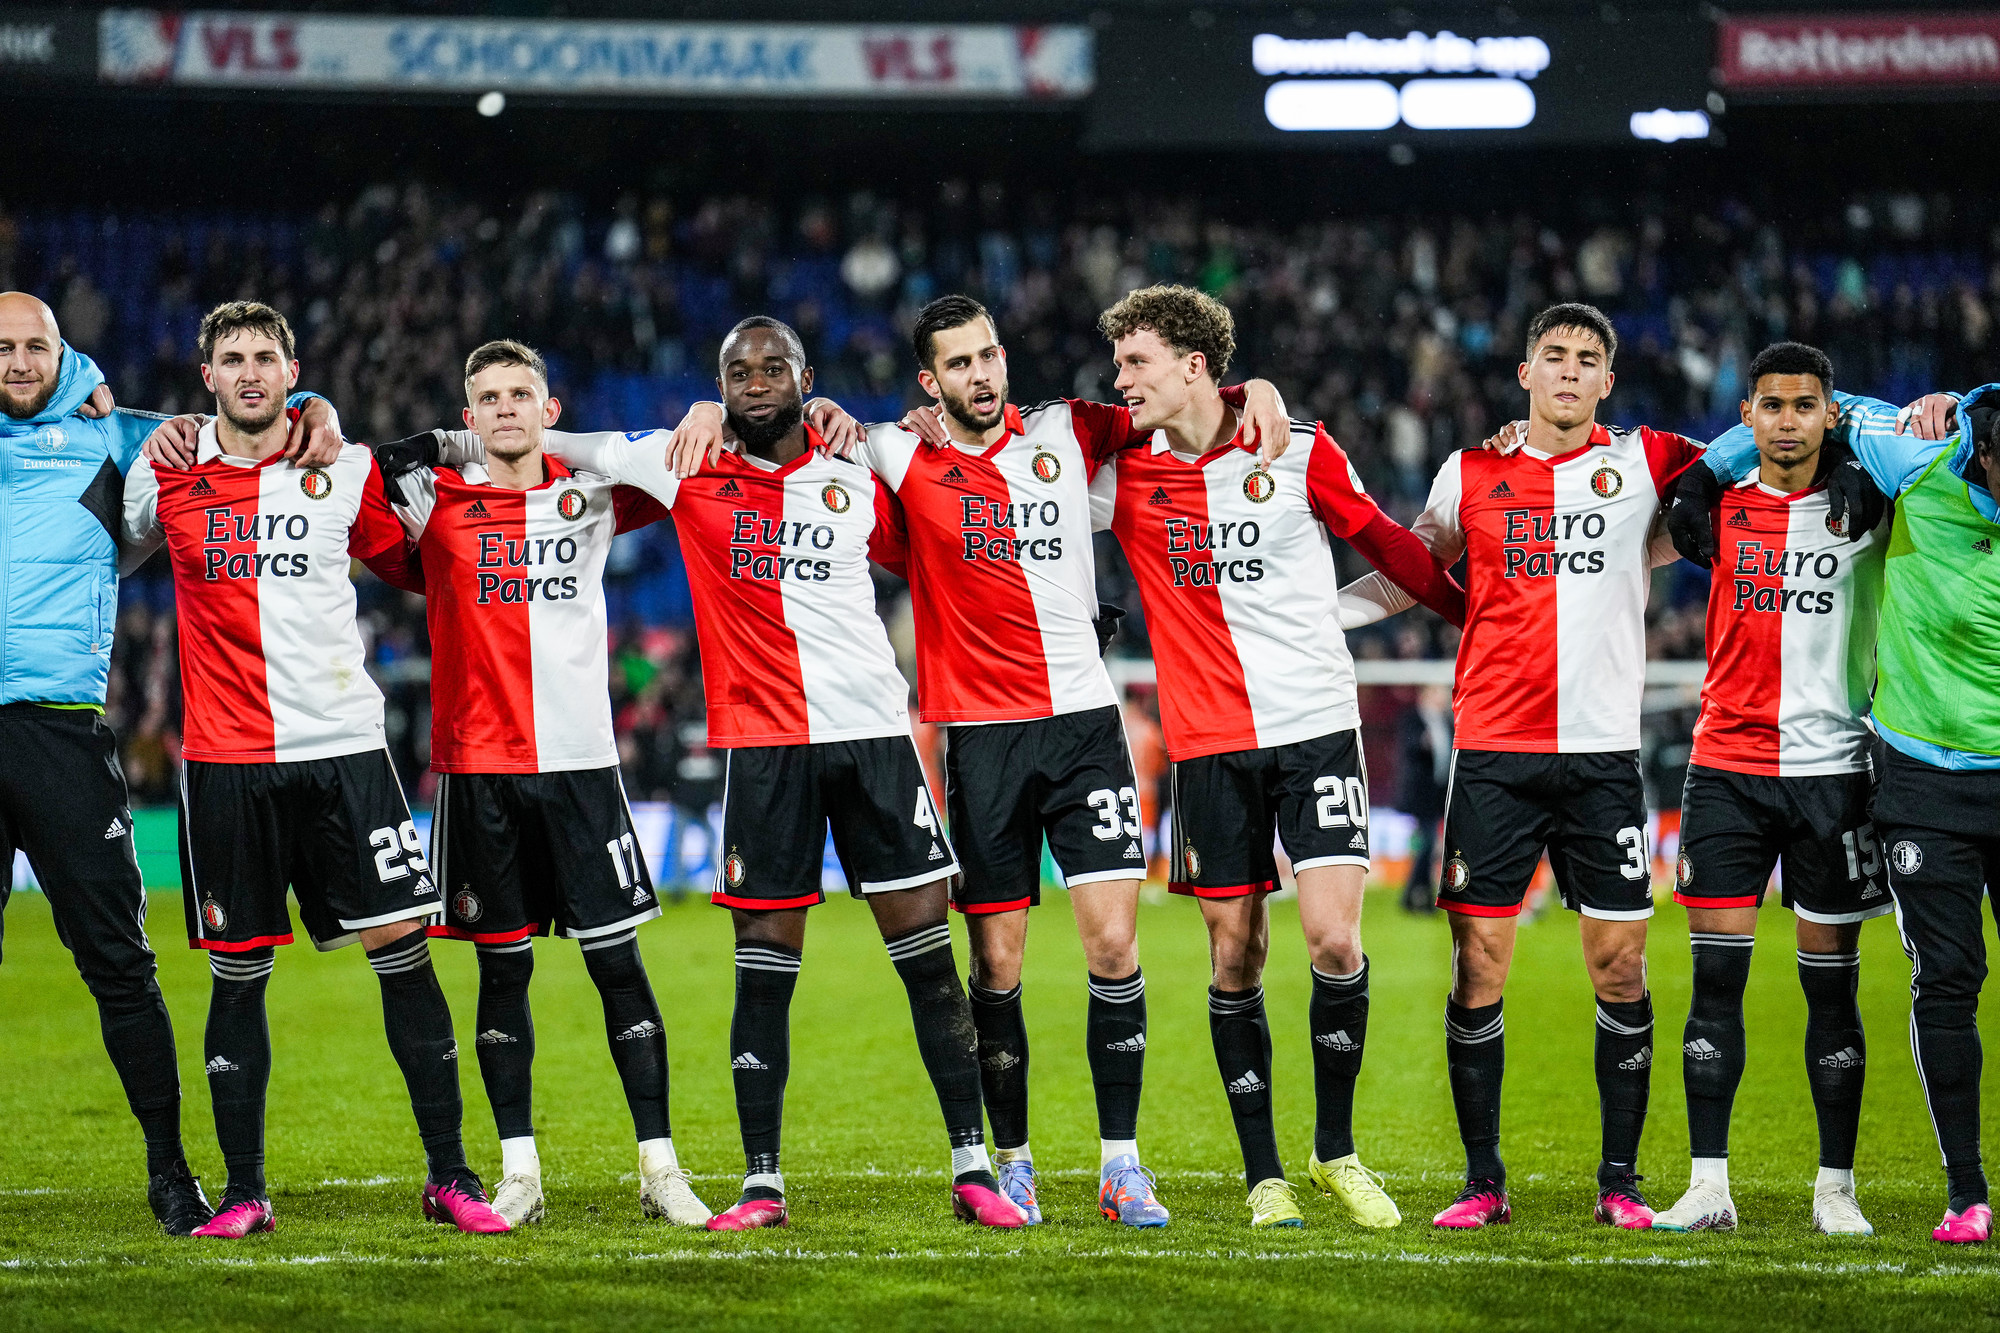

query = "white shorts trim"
(1794, 901), (1895, 926)
(1578, 904), (1655, 921)
(861, 863), (962, 895)
(562, 905), (662, 940)
(1290, 855), (1371, 874)
(1060, 867), (1145, 890)
(338, 900), (443, 932)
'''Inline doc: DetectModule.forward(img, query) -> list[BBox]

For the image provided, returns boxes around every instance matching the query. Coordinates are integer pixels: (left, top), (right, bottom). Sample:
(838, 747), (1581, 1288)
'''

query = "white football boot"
(1650, 1179), (1737, 1232)
(1813, 1181), (1874, 1236)
(490, 1173), (546, 1227)
(640, 1164), (714, 1226)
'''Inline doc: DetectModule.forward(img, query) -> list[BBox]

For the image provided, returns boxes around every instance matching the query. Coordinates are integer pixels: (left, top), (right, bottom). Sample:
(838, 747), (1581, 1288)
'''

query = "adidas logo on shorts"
(103, 817), (127, 839)
(929, 843), (946, 861)
(1618, 1045), (1653, 1071)
(1315, 1030), (1360, 1052)
(616, 1020), (662, 1042)
(1684, 1038), (1722, 1061)
(1348, 832), (1366, 850)
(476, 1029), (518, 1046)
(732, 1051), (770, 1070)
(205, 1055), (240, 1074)
(1226, 1069), (1267, 1094)
(632, 885), (649, 906)
(1819, 1046), (1864, 1069)
(1104, 1034), (1146, 1054)
(1123, 840), (1142, 859)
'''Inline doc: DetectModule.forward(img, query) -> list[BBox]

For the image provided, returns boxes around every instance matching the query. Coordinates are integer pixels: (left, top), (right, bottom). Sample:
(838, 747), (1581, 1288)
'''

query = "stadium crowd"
(5, 182), (1995, 804)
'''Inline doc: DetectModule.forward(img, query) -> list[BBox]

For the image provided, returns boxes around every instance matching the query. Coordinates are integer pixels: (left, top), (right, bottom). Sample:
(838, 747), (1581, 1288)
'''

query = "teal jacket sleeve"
(1705, 389), (1944, 499)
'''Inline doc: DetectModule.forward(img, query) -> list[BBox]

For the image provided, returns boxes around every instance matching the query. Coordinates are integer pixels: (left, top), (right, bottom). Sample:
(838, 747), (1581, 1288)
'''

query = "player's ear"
(200, 363), (217, 392)
(1599, 369), (1615, 398)
(284, 359), (300, 389)
(1516, 361), (1532, 391)
(917, 368), (940, 400)
(1741, 399), (1754, 429)
(463, 405), (475, 430)
(801, 365), (813, 396)
(543, 395), (561, 427)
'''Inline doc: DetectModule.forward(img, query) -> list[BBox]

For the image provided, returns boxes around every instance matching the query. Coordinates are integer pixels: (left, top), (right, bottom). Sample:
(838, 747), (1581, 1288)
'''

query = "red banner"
(1719, 11), (2000, 88)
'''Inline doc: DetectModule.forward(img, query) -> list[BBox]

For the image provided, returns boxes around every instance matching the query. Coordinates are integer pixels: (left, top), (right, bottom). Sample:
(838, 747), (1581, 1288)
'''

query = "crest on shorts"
(1675, 849), (1694, 888)
(1243, 466), (1276, 503)
(1182, 844), (1201, 880)
(299, 468), (333, 500)
(201, 898), (228, 932)
(724, 848), (747, 889)
(821, 482), (851, 514)
(1892, 840), (1923, 876)
(1590, 465), (1623, 499)
(1443, 856), (1471, 893)
(452, 888), (483, 923)
(1031, 450), (1062, 483)
(556, 488), (587, 521)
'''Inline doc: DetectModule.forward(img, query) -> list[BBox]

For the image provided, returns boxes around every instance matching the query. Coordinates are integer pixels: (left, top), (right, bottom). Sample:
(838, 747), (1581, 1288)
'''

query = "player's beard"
(0, 378), (55, 420)
(218, 391), (286, 436)
(939, 380), (1007, 436)
(728, 397), (804, 451)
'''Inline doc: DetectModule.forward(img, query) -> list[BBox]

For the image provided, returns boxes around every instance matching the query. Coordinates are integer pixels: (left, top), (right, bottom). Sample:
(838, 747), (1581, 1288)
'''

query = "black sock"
(474, 940), (536, 1141)
(1309, 959), (1368, 1161)
(1798, 948), (1865, 1172)
(91, 973), (184, 1176)
(886, 924), (990, 1183)
(1087, 969), (1146, 1142)
(1445, 998), (1505, 1183)
(205, 950), (274, 1199)
(1685, 933), (1753, 1159)
(367, 933), (466, 1180)
(968, 979), (1029, 1151)
(732, 940), (800, 1191)
(583, 931), (671, 1142)
(1594, 993), (1654, 1179)
(1210, 986), (1282, 1189)
(1948, 1162), (1990, 1214)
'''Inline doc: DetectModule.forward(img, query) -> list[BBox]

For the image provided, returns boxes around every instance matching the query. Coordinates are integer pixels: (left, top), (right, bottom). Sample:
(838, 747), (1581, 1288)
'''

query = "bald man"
(0, 292), (336, 1233)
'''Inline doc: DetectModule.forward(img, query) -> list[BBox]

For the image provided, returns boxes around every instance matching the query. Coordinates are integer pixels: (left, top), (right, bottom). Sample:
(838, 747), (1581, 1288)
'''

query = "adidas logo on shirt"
(716, 478), (744, 497)
(732, 1051), (770, 1070)
(1105, 1034), (1146, 1054)
(1684, 1038), (1722, 1061)
(1226, 1069), (1267, 1094)
(103, 817), (127, 840)
(189, 476), (217, 497)
(463, 499), (490, 518)
(1147, 486), (1172, 506)
(1976, 538), (1993, 555)
(206, 1055), (240, 1074)
(1618, 1045), (1653, 1071)
(476, 1029), (518, 1046)
(941, 464), (967, 484)
(616, 1020), (663, 1042)
(1819, 1046), (1865, 1069)
(1486, 480), (1514, 499)
(1727, 507), (1753, 529)
(1315, 1030), (1360, 1052)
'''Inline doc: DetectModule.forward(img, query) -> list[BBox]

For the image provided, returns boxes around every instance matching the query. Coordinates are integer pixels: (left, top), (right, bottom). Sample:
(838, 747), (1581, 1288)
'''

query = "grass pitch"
(4, 885), (2000, 1331)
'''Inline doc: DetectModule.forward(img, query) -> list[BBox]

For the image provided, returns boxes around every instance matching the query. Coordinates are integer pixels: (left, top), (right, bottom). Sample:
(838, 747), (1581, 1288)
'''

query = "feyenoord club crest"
(556, 488), (587, 520)
(299, 467), (333, 500)
(1826, 510), (1849, 538)
(1892, 840), (1923, 876)
(1443, 856), (1471, 893)
(1182, 844), (1201, 880)
(1031, 450), (1062, 483)
(1676, 850), (1694, 888)
(38, 425), (68, 453)
(452, 888), (483, 923)
(1590, 465), (1623, 499)
(821, 482), (851, 513)
(724, 848), (747, 889)
(1243, 466), (1276, 503)
(201, 898), (228, 932)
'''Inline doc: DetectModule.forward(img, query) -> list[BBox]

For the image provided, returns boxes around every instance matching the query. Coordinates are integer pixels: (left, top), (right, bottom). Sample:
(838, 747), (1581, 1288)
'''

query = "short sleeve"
(1066, 398), (1144, 472)
(350, 458), (412, 560)
(614, 484), (670, 533)
(1302, 425), (1380, 539)
(868, 479), (910, 578)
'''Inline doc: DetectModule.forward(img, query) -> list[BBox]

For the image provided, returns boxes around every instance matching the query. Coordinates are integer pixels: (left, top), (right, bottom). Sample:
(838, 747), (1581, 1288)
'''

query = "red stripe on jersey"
(1108, 455), (1257, 752)
(155, 465), (276, 761)
(1452, 450), (1561, 750)
(419, 472), (535, 770)
(899, 442), (1053, 722)
(1693, 495), (1786, 770)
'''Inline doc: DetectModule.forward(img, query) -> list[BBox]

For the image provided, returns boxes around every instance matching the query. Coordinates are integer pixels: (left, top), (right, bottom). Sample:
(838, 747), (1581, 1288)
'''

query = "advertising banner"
(0, 7), (98, 83)
(98, 10), (1092, 99)
(1719, 11), (2000, 89)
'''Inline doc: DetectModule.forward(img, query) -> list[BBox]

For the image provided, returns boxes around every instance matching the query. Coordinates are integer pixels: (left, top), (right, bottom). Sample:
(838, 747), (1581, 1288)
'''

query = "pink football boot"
(1935, 1202), (1993, 1244)
(707, 1196), (788, 1231)
(422, 1177), (511, 1234)
(190, 1196), (274, 1238)
(952, 1181), (1029, 1228)
(1433, 1181), (1511, 1229)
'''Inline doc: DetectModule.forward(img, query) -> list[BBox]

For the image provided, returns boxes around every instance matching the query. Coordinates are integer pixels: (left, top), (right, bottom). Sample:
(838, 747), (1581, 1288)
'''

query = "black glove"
(1666, 463), (1723, 566)
(1824, 455), (1887, 540)
(1092, 602), (1127, 657)
(372, 430), (444, 506)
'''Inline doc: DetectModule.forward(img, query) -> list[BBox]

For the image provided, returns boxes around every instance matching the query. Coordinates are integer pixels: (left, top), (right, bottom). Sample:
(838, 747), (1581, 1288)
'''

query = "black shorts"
(180, 749), (439, 953)
(1674, 765), (1890, 924)
(429, 766), (659, 944)
(713, 734), (958, 911)
(944, 705), (1146, 913)
(1169, 728), (1371, 898)
(1437, 749), (1653, 921)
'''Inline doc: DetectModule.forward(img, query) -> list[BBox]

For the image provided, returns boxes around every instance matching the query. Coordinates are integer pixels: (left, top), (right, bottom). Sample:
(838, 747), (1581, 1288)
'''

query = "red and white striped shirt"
(857, 401), (1128, 725)
(1092, 419), (1457, 760)
(543, 427), (913, 748)
(1414, 423), (1701, 753)
(386, 457), (665, 773)
(123, 424), (415, 764)
(1691, 479), (1885, 776)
